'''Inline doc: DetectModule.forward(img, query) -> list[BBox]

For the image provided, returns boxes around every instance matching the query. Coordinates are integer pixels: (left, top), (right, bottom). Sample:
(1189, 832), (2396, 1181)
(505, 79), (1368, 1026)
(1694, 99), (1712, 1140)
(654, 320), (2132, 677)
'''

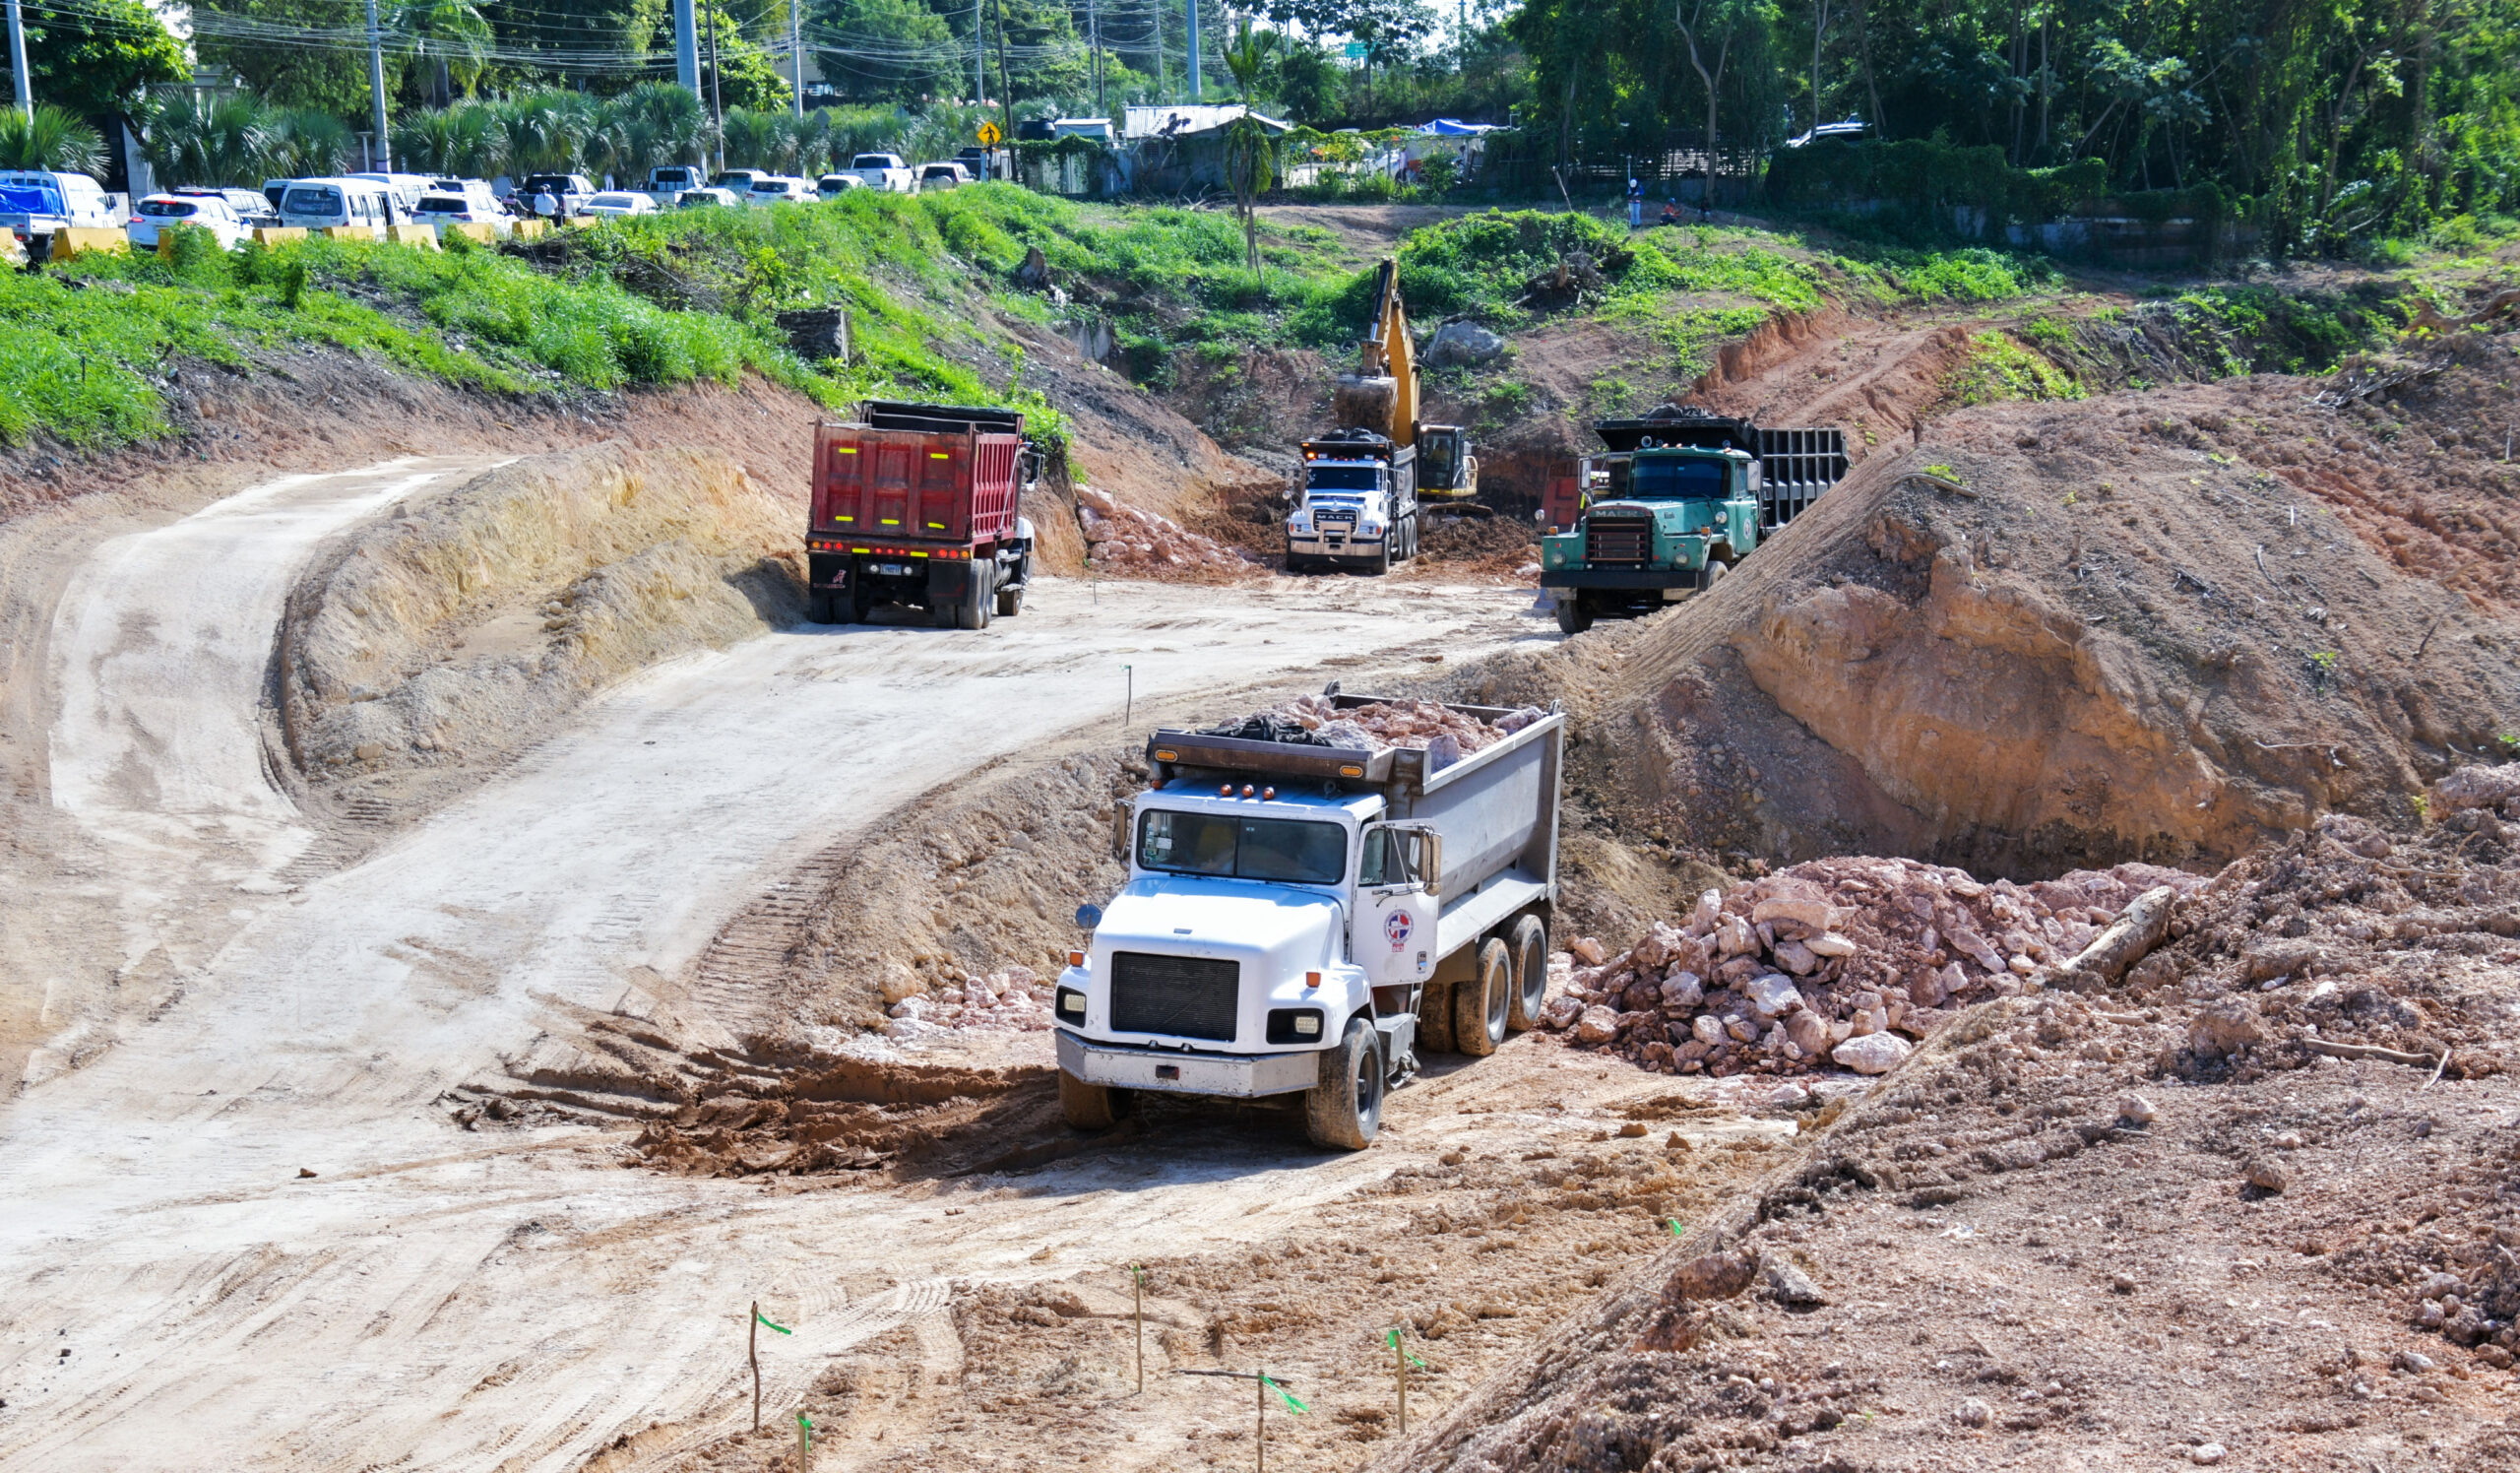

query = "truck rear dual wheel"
(1453, 938), (1512, 1057)
(805, 590), (848, 624)
(1059, 1069), (1130, 1130)
(1303, 1019), (1383, 1150)
(1506, 914), (1550, 1031)
(947, 564), (993, 630)
(1416, 982), (1456, 1054)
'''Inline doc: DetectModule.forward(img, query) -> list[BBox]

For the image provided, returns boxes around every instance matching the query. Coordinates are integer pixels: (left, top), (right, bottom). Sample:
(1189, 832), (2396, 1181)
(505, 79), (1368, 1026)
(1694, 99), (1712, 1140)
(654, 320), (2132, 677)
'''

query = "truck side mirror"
(1074, 903), (1103, 929)
(1418, 830), (1442, 895)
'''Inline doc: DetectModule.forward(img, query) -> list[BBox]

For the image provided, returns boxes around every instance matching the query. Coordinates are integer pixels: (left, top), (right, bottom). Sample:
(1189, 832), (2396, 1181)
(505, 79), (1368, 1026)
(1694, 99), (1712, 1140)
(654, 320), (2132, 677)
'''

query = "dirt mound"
(1543, 858), (2204, 1077)
(277, 442), (801, 815)
(1372, 823), (2520, 1470)
(1502, 325), (2520, 879)
(1076, 485), (1262, 581)
(629, 1054), (1065, 1179)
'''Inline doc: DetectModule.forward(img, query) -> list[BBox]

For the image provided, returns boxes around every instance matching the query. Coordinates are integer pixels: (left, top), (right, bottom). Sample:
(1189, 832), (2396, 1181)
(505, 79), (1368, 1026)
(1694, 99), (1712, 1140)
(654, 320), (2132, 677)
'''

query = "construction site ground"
(5, 206), (2520, 1473)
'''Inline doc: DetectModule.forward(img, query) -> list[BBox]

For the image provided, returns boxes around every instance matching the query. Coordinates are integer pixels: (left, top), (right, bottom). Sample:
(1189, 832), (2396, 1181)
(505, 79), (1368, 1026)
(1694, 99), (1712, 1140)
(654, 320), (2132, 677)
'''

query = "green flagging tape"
(756, 1310), (792, 1335)
(1261, 1374), (1307, 1414)
(1667, 1218), (1687, 1238)
(796, 1412), (812, 1445)
(1385, 1327), (1426, 1368)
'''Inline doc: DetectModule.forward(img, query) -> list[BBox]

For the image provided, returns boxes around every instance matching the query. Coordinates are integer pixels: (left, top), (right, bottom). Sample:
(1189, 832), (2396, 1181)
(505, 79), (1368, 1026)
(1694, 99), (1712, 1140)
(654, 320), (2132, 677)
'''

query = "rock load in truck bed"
(1541, 857), (2206, 1076)
(1214, 692), (1549, 769)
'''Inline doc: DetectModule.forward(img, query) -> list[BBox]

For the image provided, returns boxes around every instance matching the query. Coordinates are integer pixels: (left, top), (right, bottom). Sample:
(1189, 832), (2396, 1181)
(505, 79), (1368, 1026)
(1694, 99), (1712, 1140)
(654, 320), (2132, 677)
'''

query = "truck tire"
(994, 555), (1029, 617)
(1702, 559), (1730, 593)
(1370, 541), (1391, 576)
(964, 564), (995, 629)
(1416, 982), (1457, 1055)
(1058, 1069), (1129, 1130)
(805, 589), (844, 624)
(1303, 1019), (1383, 1149)
(1506, 914), (1550, 1031)
(1454, 938), (1511, 1057)
(850, 578), (878, 622)
(1555, 596), (1594, 635)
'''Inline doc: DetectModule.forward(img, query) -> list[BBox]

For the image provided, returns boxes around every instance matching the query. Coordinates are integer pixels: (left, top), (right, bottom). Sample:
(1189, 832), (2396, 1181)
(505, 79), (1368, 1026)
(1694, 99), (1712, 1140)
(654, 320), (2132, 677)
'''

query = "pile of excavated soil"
(1076, 485), (1262, 581)
(1543, 859), (2205, 1077)
(1372, 809), (2520, 1471)
(278, 443), (802, 814)
(1476, 325), (2520, 881)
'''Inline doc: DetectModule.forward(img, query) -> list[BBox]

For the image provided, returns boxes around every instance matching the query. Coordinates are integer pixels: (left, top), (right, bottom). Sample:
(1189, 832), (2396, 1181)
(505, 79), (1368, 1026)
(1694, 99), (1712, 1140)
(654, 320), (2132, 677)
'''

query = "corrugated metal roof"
(1122, 104), (1293, 140)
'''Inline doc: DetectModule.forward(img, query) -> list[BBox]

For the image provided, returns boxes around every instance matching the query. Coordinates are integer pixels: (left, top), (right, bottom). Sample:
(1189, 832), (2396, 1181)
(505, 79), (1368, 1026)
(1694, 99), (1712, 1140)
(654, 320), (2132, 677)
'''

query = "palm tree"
(0, 104), (108, 174)
(1219, 20), (1284, 278)
(146, 94), (273, 187)
(265, 109), (352, 179)
(601, 83), (708, 180)
(391, 0), (494, 108)
(720, 108), (792, 171)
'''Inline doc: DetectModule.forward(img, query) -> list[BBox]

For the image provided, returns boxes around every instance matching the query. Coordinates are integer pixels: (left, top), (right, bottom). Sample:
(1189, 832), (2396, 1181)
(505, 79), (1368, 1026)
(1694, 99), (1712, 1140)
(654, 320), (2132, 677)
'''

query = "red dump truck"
(805, 400), (1041, 627)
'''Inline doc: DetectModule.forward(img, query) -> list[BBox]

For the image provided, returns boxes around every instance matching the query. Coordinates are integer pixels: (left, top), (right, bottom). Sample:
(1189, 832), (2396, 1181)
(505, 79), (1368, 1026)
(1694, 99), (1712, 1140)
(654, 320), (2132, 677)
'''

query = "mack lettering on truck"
(1135, 811), (1346, 885)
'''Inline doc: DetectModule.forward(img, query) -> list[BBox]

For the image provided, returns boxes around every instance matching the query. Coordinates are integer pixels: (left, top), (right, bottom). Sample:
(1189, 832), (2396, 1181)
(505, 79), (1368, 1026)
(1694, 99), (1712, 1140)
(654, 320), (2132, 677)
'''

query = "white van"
(348, 171), (438, 214)
(278, 177), (396, 231)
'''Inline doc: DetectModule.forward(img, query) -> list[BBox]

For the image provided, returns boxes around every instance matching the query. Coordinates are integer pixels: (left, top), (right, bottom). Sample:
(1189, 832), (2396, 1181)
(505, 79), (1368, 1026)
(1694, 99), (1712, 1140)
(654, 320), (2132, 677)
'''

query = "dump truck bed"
(811, 402), (1023, 553)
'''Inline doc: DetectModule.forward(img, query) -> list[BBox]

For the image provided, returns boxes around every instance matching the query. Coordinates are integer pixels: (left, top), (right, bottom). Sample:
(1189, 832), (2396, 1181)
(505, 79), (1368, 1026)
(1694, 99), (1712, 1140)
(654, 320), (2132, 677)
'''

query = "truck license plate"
(875, 562), (909, 576)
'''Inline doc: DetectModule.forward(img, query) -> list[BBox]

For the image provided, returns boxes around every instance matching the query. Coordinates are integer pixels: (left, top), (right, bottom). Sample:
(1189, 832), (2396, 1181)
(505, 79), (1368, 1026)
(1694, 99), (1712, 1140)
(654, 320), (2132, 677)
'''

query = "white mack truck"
(1052, 691), (1565, 1149)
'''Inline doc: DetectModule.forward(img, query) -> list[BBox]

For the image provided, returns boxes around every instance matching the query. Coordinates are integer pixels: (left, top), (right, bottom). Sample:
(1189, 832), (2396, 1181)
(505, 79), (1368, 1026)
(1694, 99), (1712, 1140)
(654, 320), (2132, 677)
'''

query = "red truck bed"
(803, 401), (1037, 629)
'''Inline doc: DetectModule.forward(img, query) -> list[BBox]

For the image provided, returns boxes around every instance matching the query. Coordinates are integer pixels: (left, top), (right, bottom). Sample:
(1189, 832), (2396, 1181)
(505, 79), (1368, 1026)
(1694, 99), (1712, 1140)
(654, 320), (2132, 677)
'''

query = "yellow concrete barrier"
(511, 220), (550, 240)
(448, 222), (500, 244)
(253, 226), (308, 246)
(385, 225), (441, 250)
(562, 215), (598, 229)
(1, 231), (26, 268)
(52, 226), (129, 261)
(322, 224), (382, 242)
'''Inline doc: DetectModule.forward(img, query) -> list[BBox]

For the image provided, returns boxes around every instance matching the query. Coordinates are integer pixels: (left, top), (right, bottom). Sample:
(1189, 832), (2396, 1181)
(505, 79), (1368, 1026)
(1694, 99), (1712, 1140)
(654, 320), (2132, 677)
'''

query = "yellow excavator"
(1286, 259), (1480, 574)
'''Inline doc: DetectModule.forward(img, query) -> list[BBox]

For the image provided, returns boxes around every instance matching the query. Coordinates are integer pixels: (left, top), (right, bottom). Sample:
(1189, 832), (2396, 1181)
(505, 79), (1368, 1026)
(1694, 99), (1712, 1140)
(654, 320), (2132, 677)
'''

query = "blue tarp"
(1417, 118), (1503, 136)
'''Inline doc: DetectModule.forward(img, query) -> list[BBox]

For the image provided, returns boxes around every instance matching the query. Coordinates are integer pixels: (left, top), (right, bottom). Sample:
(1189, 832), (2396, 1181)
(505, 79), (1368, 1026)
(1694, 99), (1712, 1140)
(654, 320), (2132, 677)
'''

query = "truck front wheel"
(1454, 938), (1512, 1057)
(1506, 913), (1550, 1031)
(1058, 1070), (1129, 1130)
(1554, 596), (1594, 635)
(1304, 1019), (1383, 1150)
(994, 553), (1029, 616)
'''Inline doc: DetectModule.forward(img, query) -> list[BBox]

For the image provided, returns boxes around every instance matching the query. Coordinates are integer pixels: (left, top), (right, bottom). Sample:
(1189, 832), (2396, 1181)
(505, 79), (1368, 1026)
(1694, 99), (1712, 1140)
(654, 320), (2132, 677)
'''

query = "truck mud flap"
(1055, 1030), (1317, 1099)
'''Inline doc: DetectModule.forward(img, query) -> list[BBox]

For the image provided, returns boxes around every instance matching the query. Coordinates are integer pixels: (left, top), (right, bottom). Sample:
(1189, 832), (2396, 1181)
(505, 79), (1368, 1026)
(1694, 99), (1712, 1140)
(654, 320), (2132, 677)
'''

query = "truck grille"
(1586, 515), (1652, 565)
(1108, 952), (1240, 1042)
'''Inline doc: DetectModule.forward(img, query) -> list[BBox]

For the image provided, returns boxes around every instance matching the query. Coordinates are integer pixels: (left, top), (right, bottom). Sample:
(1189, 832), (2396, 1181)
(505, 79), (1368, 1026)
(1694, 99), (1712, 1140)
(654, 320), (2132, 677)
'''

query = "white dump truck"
(1053, 691), (1565, 1149)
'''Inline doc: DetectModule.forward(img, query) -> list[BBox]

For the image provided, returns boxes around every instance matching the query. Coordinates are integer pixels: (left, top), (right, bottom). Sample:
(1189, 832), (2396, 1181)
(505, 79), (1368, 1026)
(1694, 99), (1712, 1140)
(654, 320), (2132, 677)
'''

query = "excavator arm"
(1361, 258), (1418, 446)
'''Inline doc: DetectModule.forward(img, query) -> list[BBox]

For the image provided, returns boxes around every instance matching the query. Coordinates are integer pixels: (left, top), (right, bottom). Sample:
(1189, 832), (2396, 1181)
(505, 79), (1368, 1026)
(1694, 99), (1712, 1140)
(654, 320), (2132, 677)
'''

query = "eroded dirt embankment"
(1477, 328), (2520, 880)
(276, 442), (804, 815)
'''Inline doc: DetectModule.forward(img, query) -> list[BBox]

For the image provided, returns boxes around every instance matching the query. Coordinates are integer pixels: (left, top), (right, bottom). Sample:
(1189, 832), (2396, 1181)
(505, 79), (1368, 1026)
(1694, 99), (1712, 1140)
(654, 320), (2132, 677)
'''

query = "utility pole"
(990, 0), (1013, 146)
(672, 0), (700, 96)
(1185, 0), (1201, 98)
(974, 0), (984, 102)
(790, 0), (804, 116)
(1089, 0), (1103, 117)
(7, 0), (31, 123)
(706, 0), (724, 168)
(363, 0), (391, 169)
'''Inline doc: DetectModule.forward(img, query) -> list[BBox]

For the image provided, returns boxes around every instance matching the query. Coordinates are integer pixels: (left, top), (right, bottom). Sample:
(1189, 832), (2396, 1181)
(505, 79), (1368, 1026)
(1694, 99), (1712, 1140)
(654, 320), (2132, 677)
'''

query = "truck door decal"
(1384, 909), (1414, 948)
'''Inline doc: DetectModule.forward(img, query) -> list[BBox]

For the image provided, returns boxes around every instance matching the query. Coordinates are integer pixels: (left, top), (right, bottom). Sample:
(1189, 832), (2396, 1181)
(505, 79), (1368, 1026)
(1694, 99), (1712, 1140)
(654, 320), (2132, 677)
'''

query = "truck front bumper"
(1056, 1030), (1318, 1099)
(1541, 567), (1705, 591)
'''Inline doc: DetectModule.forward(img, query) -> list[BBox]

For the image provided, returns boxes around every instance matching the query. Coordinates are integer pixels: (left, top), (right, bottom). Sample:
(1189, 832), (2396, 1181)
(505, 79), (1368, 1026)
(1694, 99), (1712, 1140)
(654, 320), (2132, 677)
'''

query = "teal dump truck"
(1539, 404), (1847, 634)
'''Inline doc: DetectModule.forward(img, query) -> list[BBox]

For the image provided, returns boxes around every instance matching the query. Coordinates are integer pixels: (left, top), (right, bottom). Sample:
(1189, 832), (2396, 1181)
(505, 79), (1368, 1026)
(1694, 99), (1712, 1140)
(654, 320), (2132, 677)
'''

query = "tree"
(146, 94), (277, 187)
(391, 0), (495, 107)
(24, 0), (188, 119)
(1675, 0), (1773, 191)
(807, 0), (959, 104)
(1220, 18), (1285, 275)
(0, 104), (107, 172)
(197, 0), (377, 116)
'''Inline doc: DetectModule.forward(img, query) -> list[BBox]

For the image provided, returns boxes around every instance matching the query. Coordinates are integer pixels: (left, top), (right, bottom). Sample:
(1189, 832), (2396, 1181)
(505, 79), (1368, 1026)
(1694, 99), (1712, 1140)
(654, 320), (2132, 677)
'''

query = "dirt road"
(0, 465), (1557, 1471)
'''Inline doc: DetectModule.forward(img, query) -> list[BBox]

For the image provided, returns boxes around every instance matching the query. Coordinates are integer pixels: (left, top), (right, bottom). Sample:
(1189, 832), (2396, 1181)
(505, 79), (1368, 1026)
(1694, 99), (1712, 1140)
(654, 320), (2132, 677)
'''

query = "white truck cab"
(1055, 693), (1563, 1149)
(847, 153), (914, 192)
(0, 170), (122, 257)
(1286, 429), (1419, 574)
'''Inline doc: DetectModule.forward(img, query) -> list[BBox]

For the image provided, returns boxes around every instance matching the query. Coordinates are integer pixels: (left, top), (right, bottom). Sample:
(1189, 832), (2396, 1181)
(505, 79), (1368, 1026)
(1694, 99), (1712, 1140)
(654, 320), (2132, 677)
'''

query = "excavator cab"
(1416, 423), (1480, 500)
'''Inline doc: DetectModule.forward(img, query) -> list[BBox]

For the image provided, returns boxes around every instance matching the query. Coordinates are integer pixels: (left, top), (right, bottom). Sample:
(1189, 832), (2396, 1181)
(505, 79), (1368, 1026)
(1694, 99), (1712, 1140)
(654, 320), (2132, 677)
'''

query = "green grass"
(1945, 331), (2086, 406)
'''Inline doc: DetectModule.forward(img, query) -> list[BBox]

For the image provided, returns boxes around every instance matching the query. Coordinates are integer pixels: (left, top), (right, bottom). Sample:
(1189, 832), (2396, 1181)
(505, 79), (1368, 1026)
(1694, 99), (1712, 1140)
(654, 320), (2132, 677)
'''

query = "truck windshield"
(1630, 456), (1728, 499)
(1138, 809), (1346, 884)
(1308, 466), (1380, 490)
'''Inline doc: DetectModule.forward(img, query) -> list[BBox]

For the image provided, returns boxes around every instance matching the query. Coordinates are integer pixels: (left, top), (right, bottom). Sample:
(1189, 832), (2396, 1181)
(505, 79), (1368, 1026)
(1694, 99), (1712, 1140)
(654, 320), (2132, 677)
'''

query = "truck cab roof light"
(1241, 784), (1255, 797)
(1262, 786), (1275, 800)
(1220, 783), (1233, 797)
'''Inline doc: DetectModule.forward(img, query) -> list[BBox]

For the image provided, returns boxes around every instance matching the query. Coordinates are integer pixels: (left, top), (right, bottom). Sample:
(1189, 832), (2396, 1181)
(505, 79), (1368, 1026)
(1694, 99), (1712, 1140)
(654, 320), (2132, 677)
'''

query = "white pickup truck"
(0, 170), (124, 259)
(1054, 692), (1565, 1148)
(845, 153), (915, 192)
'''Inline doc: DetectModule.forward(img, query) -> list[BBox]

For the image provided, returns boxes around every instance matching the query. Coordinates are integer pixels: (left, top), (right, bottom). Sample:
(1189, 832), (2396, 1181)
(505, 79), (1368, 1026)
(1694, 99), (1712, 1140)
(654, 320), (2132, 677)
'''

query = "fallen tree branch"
(1901, 473), (1979, 499)
(2300, 1037), (2448, 1069)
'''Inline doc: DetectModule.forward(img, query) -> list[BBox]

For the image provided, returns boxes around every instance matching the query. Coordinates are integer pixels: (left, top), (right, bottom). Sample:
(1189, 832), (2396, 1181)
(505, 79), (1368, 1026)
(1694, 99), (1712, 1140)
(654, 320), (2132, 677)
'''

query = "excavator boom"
(1332, 258), (1418, 448)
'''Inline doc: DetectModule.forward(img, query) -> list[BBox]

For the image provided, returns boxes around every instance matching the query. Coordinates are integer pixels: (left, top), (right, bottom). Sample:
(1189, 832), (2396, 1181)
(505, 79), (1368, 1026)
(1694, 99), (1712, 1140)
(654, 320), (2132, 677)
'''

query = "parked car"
(170, 186), (278, 226)
(845, 153), (914, 192)
(916, 161), (972, 192)
(126, 193), (250, 250)
(582, 190), (659, 218)
(261, 177), (294, 214)
(412, 192), (513, 237)
(745, 175), (816, 206)
(954, 146), (998, 181)
(709, 168), (772, 197)
(516, 173), (596, 217)
(643, 163), (706, 205)
(425, 178), (502, 214)
(676, 187), (742, 209)
(277, 176), (396, 230)
(815, 172), (862, 197)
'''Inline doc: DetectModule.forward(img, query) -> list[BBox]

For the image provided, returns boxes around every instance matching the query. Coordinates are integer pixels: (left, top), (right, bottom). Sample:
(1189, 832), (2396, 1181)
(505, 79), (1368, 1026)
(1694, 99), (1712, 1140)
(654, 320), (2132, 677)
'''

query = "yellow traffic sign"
(976, 121), (1004, 146)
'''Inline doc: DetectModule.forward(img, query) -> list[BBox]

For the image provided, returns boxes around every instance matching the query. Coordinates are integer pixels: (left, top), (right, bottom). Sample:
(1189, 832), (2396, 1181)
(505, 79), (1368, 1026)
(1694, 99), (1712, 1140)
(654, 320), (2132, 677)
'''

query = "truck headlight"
(1055, 987), (1087, 1020)
(1266, 1007), (1326, 1044)
(1288, 513), (1309, 532)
